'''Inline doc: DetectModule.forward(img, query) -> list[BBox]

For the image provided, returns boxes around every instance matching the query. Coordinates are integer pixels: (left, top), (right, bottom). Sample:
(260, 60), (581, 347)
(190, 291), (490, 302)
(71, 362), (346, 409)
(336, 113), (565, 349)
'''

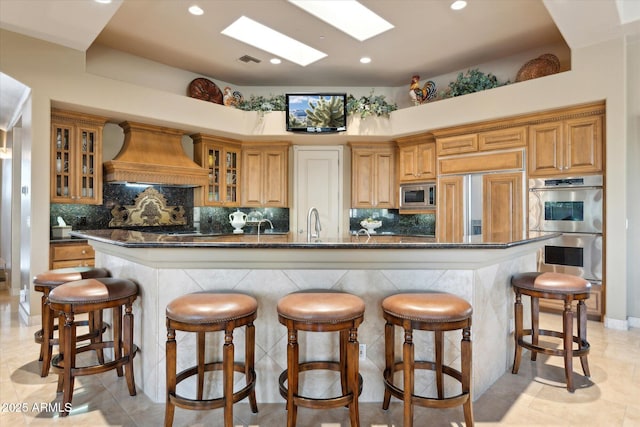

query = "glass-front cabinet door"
(50, 109), (106, 204)
(192, 134), (241, 207)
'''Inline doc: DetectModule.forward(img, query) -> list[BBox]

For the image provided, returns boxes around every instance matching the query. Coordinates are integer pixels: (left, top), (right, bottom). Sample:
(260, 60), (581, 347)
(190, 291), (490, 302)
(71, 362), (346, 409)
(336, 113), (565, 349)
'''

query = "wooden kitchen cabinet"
(50, 242), (95, 269)
(50, 109), (107, 204)
(436, 175), (464, 242)
(396, 134), (436, 182)
(192, 134), (241, 207)
(436, 133), (478, 156)
(529, 114), (603, 177)
(349, 142), (396, 209)
(241, 142), (289, 207)
(483, 172), (523, 242)
(479, 126), (527, 151)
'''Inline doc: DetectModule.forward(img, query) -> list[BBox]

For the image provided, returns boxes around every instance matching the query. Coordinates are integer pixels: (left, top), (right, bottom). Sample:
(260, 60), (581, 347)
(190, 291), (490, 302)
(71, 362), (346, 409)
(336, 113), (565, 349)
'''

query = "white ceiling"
(1, 0), (639, 132)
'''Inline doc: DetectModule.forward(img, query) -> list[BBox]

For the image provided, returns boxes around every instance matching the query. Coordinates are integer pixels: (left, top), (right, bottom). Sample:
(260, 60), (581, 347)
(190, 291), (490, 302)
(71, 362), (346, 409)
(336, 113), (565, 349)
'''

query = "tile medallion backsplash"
(349, 208), (435, 235)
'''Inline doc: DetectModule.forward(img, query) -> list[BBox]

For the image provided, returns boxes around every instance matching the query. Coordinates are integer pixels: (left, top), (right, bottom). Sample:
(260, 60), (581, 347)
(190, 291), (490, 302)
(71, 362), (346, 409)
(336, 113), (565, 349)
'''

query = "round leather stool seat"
(382, 292), (473, 427)
(511, 271), (590, 295)
(166, 292), (258, 324)
(511, 272), (591, 392)
(382, 292), (472, 323)
(277, 291), (365, 427)
(164, 292), (258, 427)
(33, 267), (111, 377)
(49, 277), (137, 304)
(277, 292), (365, 324)
(49, 277), (139, 416)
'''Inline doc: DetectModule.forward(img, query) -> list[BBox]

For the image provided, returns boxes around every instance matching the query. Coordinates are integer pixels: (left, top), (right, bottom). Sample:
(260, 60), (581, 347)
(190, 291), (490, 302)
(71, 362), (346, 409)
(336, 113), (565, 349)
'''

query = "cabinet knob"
(81, 250), (86, 254)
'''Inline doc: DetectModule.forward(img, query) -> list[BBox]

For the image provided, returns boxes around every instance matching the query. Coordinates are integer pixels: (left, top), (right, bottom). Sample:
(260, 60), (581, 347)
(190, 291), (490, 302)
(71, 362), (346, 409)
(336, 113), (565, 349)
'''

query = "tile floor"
(1, 288), (639, 426)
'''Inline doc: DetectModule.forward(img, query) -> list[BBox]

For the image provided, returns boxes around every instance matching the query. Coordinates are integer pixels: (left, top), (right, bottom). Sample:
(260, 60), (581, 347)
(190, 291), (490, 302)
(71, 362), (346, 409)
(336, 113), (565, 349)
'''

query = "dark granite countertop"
(70, 229), (559, 250)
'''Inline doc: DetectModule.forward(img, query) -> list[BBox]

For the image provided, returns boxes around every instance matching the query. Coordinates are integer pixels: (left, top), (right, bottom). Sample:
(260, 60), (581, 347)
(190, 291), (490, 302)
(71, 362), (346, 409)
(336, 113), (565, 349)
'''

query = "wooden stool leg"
(403, 328), (414, 427)
(348, 326), (360, 427)
(286, 327), (298, 427)
(38, 294), (47, 362)
(382, 321), (394, 410)
(435, 330), (444, 399)
(512, 291), (523, 374)
(563, 300), (575, 392)
(223, 328), (234, 427)
(41, 297), (55, 377)
(245, 322), (258, 413)
(531, 296), (540, 361)
(60, 312), (76, 417)
(56, 312), (65, 393)
(164, 326), (176, 427)
(113, 306), (124, 377)
(123, 302), (136, 396)
(340, 329), (348, 398)
(462, 326), (474, 427)
(578, 300), (591, 377)
(90, 310), (105, 365)
(197, 331), (205, 401)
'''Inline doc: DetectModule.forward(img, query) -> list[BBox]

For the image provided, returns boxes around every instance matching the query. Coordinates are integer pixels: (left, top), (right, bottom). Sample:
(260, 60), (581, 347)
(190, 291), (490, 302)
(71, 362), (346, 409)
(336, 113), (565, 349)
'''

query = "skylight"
(221, 16), (327, 67)
(288, 0), (394, 42)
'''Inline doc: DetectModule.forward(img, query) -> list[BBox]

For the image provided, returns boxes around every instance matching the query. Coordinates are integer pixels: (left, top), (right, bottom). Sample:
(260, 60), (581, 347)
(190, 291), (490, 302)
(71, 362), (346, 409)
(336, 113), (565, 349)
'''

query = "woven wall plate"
(188, 78), (223, 104)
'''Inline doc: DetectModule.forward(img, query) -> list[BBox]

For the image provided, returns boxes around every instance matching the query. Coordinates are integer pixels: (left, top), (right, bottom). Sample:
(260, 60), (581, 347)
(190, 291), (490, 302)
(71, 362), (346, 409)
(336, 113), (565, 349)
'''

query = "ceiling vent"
(238, 54), (261, 64)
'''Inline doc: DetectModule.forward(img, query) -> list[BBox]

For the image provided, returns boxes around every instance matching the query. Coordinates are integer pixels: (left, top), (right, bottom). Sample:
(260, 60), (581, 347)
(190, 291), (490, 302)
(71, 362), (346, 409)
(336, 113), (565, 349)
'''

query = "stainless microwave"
(400, 182), (436, 209)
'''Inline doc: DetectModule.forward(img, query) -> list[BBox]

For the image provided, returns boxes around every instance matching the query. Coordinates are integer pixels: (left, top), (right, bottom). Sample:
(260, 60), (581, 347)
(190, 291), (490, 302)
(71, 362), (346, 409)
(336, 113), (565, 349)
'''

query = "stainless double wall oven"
(528, 175), (603, 285)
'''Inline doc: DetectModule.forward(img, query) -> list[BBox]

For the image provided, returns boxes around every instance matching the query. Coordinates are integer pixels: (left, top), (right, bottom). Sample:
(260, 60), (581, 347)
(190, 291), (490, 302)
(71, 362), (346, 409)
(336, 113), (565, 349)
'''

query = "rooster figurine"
(409, 75), (437, 105)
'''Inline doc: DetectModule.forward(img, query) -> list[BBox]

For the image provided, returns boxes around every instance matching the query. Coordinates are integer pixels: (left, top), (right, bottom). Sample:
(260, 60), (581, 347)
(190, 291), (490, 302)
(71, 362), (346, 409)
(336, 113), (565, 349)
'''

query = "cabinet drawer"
(51, 259), (96, 269)
(51, 244), (94, 261)
(436, 134), (478, 156)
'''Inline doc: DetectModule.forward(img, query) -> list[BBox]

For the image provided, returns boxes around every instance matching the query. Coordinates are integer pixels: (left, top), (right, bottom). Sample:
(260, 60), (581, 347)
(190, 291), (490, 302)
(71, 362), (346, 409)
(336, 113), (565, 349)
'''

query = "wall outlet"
(509, 318), (515, 333)
(359, 344), (366, 360)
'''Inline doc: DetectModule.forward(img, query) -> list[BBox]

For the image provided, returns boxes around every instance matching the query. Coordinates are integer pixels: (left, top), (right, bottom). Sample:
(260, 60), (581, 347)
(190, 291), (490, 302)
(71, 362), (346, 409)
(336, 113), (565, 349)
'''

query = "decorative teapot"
(229, 210), (247, 234)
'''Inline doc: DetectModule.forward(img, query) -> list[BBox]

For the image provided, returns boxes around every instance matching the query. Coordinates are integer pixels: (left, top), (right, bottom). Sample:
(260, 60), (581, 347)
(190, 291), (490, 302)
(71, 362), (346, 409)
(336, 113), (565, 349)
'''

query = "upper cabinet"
(192, 134), (241, 207)
(396, 133), (436, 183)
(50, 109), (107, 204)
(241, 142), (289, 207)
(529, 114), (603, 177)
(349, 141), (396, 208)
(435, 126), (526, 157)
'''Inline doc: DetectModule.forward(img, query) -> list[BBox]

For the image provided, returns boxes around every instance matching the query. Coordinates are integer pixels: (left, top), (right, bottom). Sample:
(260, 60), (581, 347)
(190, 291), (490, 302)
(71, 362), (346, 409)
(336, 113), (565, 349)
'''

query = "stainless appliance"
(399, 182), (436, 210)
(529, 175), (603, 284)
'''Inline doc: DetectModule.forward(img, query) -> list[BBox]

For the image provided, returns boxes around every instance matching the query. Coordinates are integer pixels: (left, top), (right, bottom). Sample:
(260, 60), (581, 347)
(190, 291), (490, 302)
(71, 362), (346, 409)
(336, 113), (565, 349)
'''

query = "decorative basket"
(515, 54), (560, 82)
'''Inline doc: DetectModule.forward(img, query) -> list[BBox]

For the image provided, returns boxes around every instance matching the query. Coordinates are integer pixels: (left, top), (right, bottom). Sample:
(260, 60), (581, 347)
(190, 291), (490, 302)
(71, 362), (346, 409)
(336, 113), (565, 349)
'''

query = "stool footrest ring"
(170, 361), (256, 411)
(383, 360), (469, 409)
(519, 329), (590, 358)
(278, 361), (363, 410)
(34, 321), (110, 345)
(52, 343), (138, 377)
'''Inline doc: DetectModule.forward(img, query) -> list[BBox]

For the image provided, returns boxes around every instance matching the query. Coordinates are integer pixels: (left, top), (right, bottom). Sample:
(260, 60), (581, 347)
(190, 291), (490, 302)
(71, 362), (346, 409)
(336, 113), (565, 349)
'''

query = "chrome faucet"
(257, 219), (273, 238)
(306, 207), (321, 242)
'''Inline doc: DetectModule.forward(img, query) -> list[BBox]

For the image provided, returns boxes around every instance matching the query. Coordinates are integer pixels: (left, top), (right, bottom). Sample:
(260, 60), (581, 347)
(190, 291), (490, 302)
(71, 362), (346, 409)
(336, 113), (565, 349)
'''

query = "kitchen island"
(71, 229), (556, 404)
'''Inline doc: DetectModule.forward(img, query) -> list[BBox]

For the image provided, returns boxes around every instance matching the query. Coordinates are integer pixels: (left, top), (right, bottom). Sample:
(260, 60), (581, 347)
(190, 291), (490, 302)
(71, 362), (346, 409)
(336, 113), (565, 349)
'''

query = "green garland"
(235, 90), (397, 118)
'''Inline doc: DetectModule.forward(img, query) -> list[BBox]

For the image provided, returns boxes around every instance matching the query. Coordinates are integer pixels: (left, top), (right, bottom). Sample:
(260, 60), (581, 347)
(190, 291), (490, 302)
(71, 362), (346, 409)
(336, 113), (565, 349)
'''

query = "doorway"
(293, 146), (344, 240)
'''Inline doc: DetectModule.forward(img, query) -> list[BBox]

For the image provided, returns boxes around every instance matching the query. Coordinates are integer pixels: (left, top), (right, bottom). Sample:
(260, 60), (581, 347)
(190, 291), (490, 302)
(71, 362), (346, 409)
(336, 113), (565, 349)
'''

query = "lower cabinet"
(50, 242), (95, 269)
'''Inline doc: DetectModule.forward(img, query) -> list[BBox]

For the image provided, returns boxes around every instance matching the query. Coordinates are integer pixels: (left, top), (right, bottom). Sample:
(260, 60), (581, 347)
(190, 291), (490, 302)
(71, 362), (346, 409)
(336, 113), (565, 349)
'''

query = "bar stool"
(164, 292), (258, 427)
(33, 267), (111, 377)
(511, 272), (591, 392)
(382, 292), (473, 427)
(49, 277), (138, 416)
(277, 291), (365, 427)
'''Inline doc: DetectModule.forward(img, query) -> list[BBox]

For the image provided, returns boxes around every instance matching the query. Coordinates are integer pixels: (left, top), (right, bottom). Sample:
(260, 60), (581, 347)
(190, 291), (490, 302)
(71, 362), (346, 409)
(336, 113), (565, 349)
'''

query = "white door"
(293, 146), (343, 240)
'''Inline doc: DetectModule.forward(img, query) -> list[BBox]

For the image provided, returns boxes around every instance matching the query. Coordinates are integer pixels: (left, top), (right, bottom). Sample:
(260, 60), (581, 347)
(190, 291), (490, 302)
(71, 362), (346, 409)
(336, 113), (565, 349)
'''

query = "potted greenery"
(441, 68), (510, 99)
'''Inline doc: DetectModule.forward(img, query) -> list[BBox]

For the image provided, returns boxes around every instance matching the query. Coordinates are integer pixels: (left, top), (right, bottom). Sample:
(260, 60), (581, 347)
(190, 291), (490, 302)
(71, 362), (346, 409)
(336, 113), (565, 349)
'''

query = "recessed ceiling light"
(451, 0), (467, 11)
(221, 16), (327, 67)
(270, 58), (282, 65)
(188, 5), (204, 15)
(360, 57), (371, 64)
(288, 0), (394, 42)
(94, 0), (112, 3)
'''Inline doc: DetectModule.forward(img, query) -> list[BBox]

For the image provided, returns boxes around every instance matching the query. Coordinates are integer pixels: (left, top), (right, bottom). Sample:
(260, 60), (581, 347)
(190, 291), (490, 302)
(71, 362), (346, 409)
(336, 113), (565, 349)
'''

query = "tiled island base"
(90, 242), (538, 404)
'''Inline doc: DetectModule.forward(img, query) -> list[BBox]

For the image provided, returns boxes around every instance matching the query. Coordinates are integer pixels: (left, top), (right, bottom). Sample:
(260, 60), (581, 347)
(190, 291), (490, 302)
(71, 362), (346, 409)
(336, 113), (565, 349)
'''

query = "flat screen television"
(285, 93), (347, 133)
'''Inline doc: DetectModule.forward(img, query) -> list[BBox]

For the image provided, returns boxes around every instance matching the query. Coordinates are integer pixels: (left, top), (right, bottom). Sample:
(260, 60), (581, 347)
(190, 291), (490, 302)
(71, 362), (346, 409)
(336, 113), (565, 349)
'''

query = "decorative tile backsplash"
(109, 187), (187, 227)
(349, 208), (435, 235)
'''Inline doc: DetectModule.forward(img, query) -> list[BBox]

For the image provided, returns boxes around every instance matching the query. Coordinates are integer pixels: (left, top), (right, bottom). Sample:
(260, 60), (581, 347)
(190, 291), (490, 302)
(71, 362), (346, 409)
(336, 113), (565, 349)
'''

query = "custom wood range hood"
(103, 121), (208, 187)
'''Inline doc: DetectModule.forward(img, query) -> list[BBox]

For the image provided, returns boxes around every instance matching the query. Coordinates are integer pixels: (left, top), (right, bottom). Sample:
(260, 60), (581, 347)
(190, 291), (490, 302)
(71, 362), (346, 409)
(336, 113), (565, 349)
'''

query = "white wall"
(627, 38), (640, 320)
(0, 29), (633, 326)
